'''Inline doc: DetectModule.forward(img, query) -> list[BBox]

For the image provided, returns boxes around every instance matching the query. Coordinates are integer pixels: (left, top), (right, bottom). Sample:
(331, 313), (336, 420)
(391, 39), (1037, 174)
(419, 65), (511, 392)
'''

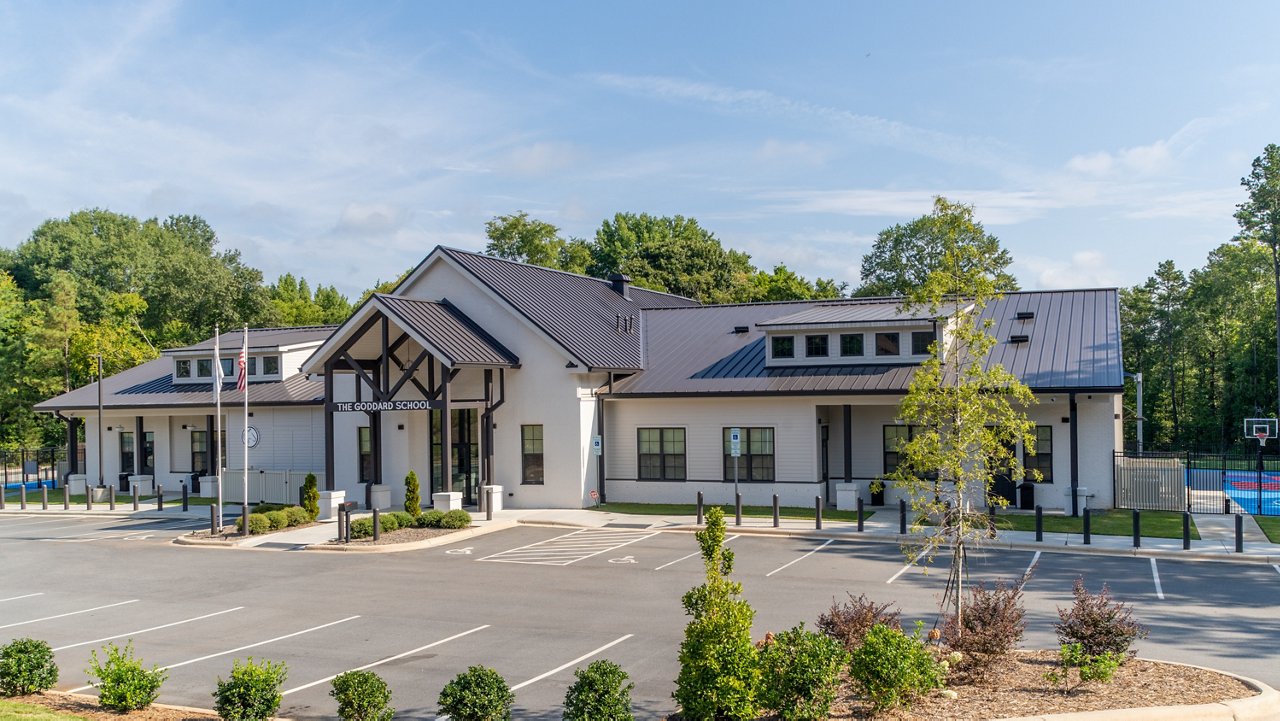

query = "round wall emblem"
(244, 426), (260, 448)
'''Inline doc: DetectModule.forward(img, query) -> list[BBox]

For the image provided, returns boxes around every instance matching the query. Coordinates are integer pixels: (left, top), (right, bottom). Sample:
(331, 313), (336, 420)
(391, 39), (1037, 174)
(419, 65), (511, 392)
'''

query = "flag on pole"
(213, 325), (223, 531)
(242, 325), (250, 535)
(236, 338), (248, 393)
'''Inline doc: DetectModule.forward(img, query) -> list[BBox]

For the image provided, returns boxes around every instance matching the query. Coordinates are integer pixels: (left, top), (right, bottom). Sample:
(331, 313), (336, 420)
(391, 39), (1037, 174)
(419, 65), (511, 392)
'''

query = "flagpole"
(214, 325), (222, 532)
(242, 325), (249, 536)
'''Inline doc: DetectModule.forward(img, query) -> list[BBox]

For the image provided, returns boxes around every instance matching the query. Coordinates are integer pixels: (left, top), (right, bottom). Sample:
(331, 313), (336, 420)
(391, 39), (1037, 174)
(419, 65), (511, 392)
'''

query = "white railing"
(218, 470), (326, 506)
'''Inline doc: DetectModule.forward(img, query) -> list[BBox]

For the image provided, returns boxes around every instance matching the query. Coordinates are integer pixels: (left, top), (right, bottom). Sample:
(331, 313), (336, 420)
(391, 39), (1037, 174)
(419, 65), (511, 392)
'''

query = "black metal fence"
(0, 447), (84, 489)
(1115, 451), (1280, 515)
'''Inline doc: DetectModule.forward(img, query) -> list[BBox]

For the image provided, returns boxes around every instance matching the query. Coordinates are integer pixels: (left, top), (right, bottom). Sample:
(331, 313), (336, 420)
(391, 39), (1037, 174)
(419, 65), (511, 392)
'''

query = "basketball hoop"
(1256, 431), (1269, 446)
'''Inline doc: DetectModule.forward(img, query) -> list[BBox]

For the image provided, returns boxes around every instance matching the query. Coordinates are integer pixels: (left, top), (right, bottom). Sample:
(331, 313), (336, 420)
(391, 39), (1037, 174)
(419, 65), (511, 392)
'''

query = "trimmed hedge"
(236, 513), (272, 535)
(0, 638), (58, 696)
(350, 518), (375, 539)
(439, 509), (472, 529)
(415, 510), (445, 528)
(285, 506), (311, 527)
(264, 510), (289, 531)
(385, 511), (415, 529)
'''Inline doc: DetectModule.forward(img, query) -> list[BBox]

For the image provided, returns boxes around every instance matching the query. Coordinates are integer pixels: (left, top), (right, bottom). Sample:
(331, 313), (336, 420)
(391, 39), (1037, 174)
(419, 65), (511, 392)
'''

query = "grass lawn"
(0, 699), (88, 721)
(591, 501), (873, 524)
(1253, 515), (1280, 543)
(991, 509), (1199, 540)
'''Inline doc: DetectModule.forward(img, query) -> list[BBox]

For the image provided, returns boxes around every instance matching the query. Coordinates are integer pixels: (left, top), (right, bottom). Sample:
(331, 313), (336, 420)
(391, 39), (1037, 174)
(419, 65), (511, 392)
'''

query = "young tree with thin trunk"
(883, 225), (1039, 636)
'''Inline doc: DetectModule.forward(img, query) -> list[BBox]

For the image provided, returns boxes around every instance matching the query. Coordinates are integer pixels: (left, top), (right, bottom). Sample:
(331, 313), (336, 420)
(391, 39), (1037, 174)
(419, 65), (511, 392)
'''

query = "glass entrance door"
(431, 409), (481, 505)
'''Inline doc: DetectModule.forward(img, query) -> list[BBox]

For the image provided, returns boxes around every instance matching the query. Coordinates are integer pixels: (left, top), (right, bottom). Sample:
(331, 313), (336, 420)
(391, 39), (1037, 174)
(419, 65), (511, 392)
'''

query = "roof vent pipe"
(608, 273), (632, 300)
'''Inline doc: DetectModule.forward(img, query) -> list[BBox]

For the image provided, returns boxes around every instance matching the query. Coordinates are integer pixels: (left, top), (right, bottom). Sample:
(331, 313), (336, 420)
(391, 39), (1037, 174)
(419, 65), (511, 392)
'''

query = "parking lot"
(2, 514), (1279, 719)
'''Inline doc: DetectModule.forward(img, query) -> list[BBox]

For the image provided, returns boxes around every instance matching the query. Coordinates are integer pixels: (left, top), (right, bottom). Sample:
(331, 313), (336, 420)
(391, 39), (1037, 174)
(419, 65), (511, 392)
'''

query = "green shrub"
(236, 513), (272, 535)
(847, 623), (945, 712)
(264, 510), (289, 531)
(439, 509), (472, 529)
(416, 510), (445, 528)
(1055, 579), (1147, 659)
(88, 641), (166, 712)
(757, 624), (849, 721)
(378, 514), (401, 533)
(350, 518), (374, 539)
(1044, 643), (1124, 695)
(563, 659), (633, 721)
(437, 666), (514, 721)
(0, 638), (58, 696)
(212, 657), (287, 721)
(301, 473), (320, 519)
(816, 592), (901, 654)
(385, 511), (414, 529)
(674, 507), (760, 721)
(253, 503), (286, 514)
(330, 670), (394, 721)
(942, 580), (1025, 682)
(285, 506), (311, 527)
(404, 470), (421, 516)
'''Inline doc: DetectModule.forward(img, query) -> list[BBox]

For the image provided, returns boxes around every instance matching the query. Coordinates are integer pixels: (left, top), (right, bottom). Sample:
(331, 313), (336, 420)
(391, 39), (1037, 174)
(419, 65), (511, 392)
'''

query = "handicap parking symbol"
(446, 547), (474, 555)
(608, 556), (637, 564)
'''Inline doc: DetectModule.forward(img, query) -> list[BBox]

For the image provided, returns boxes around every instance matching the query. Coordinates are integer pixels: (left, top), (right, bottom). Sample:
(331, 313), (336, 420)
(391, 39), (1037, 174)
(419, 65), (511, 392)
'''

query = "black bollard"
(132, 484), (139, 512)
(344, 506), (352, 544)
(815, 495), (822, 530)
(108, 485), (115, 511)
(857, 497), (864, 532)
(735, 493), (743, 526)
(1083, 508), (1092, 545)
(241, 503), (249, 537)
(41, 485), (48, 510)
(0, 484), (4, 510)
(210, 503), (218, 536)
(898, 498), (907, 534)
(86, 486), (93, 511)
(1132, 509), (1141, 548)
(772, 494), (780, 528)
(1035, 505), (1043, 542)
(19, 484), (26, 510)
(182, 483), (189, 512)
(157, 485), (164, 511)
(1235, 513), (1244, 553)
(336, 504), (345, 542)
(372, 507), (381, 541)
(1182, 511), (1191, 550)
(62, 484), (69, 510)
(696, 491), (704, 525)
(486, 487), (493, 522)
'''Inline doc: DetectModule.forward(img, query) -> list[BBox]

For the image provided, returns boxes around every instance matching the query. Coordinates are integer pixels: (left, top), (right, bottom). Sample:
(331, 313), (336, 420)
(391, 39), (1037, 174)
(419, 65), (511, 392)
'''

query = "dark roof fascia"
(757, 318), (938, 328)
(297, 292), (385, 376)
(38, 399), (323, 414)
(601, 384), (1124, 399)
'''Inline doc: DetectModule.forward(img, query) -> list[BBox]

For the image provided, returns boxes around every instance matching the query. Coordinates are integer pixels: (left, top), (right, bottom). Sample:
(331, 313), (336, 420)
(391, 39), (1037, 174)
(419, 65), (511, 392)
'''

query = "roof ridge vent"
(733, 325), (749, 334)
(1015, 311), (1035, 320)
(1009, 334), (1030, 344)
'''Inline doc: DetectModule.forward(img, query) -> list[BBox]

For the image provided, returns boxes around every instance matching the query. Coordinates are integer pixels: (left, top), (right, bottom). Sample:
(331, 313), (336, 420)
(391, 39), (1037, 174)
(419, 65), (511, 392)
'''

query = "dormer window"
(197, 359), (212, 378)
(263, 356), (280, 375)
(175, 360), (191, 378)
(840, 334), (863, 357)
(220, 358), (234, 378)
(771, 336), (795, 359)
(247, 357), (257, 376)
(875, 332), (900, 356)
(805, 335), (828, 358)
(911, 331), (934, 356)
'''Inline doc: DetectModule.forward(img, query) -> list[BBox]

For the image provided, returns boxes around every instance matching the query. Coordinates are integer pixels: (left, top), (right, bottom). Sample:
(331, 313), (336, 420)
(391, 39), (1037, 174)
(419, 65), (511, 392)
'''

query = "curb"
(1000, 661), (1277, 721)
(0, 510), (203, 520)
(303, 520), (518, 553)
(46, 690), (227, 718)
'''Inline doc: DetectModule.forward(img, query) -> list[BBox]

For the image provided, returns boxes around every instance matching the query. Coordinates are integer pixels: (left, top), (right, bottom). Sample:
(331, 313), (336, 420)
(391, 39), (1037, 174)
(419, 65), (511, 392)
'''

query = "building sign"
(331, 400), (433, 413)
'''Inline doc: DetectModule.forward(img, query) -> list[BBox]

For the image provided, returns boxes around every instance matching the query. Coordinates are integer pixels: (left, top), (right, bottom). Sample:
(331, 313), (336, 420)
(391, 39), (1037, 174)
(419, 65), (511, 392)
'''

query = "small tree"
(213, 657), (287, 721)
(404, 469), (421, 517)
(330, 670), (394, 721)
(881, 200), (1039, 636)
(301, 473), (320, 519)
(563, 659), (633, 720)
(437, 666), (513, 721)
(88, 641), (167, 712)
(673, 506), (760, 720)
(0, 638), (58, 696)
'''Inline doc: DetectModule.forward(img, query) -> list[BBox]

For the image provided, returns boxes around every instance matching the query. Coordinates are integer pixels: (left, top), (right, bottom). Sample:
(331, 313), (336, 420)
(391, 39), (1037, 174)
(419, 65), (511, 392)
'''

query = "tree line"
(0, 196), (1035, 450)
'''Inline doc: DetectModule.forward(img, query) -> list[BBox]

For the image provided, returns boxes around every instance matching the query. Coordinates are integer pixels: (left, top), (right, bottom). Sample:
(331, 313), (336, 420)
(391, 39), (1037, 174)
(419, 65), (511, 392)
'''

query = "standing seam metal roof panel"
(376, 295), (519, 367)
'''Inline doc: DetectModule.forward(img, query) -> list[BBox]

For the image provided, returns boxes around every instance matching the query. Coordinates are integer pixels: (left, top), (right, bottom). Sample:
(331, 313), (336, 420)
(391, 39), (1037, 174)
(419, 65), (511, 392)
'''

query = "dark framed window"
(358, 427), (374, 483)
(263, 356), (280, 375)
(875, 332), (900, 356)
(141, 431), (155, 475)
(771, 336), (795, 359)
(805, 335), (828, 358)
(247, 357), (257, 376)
(119, 431), (135, 475)
(883, 425), (911, 474)
(911, 331), (934, 355)
(723, 427), (775, 482)
(175, 359), (191, 378)
(638, 428), (686, 480)
(1024, 426), (1053, 481)
(191, 431), (208, 474)
(840, 333), (863, 357)
(197, 359), (212, 378)
(521, 425), (544, 484)
(220, 358), (234, 378)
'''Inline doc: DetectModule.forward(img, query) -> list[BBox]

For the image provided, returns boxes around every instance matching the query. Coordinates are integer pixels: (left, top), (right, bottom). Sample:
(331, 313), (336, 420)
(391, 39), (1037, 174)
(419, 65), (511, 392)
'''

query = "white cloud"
(756, 188), (1063, 225)
(1017, 251), (1121, 290)
(499, 142), (579, 176)
(755, 139), (828, 166)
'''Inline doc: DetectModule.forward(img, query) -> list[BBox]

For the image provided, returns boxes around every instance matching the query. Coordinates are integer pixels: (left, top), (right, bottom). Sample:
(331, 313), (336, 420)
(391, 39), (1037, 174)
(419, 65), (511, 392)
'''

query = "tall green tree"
(268, 273), (352, 325)
(857, 197), (1019, 297)
(589, 213), (756, 303)
(1235, 144), (1280, 418)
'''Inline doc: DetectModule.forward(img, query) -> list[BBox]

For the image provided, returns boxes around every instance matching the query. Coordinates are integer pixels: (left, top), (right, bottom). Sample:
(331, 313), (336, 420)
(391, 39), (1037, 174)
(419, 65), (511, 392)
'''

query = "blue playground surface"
(1, 479), (58, 493)
(1187, 468), (1280, 515)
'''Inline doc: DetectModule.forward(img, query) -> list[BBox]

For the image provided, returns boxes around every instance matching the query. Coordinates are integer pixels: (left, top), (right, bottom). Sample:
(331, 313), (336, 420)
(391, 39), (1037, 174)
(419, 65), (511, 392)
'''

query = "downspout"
(1069, 392), (1079, 517)
(596, 373), (611, 504)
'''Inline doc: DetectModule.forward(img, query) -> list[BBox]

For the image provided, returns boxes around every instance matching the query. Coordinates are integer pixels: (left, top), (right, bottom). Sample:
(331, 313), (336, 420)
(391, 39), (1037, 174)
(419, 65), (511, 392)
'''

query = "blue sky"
(1, 1), (1277, 299)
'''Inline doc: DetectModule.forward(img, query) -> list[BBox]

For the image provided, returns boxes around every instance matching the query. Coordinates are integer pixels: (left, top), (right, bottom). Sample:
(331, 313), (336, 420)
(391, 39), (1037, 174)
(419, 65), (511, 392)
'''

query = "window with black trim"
(191, 431), (208, 474)
(247, 357), (257, 376)
(911, 331), (934, 355)
(1024, 426), (1052, 481)
(197, 359), (212, 378)
(141, 431), (155, 475)
(771, 336), (795, 359)
(805, 335), (828, 358)
(883, 425), (911, 474)
(840, 333), (863, 357)
(120, 431), (135, 475)
(263, 356), (280, 375)
(220, 358), (234, 378)
(176, 360), (191, 378)
(723, 427), (775, 481)
(521, 425), (544, 484)
(638, 428), (685, 480)
(358, 427), (373, 483)
(875, 332), (900, 356)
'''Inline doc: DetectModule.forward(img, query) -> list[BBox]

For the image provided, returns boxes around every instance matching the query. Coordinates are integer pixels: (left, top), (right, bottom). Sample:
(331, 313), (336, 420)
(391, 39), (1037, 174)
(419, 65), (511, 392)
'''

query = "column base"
(318, 490), (346, 520)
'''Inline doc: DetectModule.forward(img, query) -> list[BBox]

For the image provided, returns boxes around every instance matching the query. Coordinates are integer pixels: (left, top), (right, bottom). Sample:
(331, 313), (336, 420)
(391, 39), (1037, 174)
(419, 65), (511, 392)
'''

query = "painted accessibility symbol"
(446, 547), (473, 555)
(609, 556), (637, 564)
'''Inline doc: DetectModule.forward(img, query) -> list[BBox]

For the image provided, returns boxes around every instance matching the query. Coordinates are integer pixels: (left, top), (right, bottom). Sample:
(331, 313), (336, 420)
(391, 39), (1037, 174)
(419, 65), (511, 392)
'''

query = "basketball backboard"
(1244, 417), (1278, 444)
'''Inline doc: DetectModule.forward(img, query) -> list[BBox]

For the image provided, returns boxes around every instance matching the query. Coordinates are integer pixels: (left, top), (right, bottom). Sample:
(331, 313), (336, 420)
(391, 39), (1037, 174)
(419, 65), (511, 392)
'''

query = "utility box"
(835, 484), (860, 511)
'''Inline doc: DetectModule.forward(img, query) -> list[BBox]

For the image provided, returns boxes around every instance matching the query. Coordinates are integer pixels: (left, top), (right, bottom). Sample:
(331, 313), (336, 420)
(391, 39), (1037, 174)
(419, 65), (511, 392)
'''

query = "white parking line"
(0, 518), (106, 535)
(0, 592), (43, 603)
(1273, 564), (1280, 577)
(0, 600), (139, 630)
(1150, 558), (1164, 600)
(1023, 551), (1041, 583)
(479, 529), (659, 566)
(765, 539), (834, 578)
(68, 615), (362, 693)
(510, 635), (633, 692)
(654, 534), (740, 571)
(53, 607), (245, 651)
(282, 625), (490, 696)
(886, 550), (927, 584)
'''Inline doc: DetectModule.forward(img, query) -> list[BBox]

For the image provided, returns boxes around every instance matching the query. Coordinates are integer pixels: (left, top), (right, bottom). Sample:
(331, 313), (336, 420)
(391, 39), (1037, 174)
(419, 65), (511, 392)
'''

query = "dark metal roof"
(756, 301), (948, 327)
(375, 295), (518, 368)
(34, 357), (324, 412)
(167, 326), (336, 353)
(606, 289), (1123, 396)
(440, 247), (698, 370)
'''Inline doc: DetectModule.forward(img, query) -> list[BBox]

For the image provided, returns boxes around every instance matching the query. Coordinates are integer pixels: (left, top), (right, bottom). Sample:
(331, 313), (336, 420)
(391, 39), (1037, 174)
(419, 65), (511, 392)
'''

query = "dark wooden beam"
(440, 356), (452, 497)
(341, 351), (383, 402)
(323, 358), (335, 491)
(386, 349), (431, 401)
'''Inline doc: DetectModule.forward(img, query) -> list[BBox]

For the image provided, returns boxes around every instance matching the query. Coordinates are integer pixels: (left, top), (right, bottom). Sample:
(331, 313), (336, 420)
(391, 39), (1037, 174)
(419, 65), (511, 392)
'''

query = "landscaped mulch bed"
(183, 522), (318, 542)
(12, 692), (218, 720)
(831, 650), (1255, 719)
(332, 525), (464, 545)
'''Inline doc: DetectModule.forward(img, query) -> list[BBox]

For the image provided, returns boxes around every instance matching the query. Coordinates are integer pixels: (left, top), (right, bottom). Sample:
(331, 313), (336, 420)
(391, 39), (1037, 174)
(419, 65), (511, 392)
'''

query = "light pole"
(96, 354), (104, 488)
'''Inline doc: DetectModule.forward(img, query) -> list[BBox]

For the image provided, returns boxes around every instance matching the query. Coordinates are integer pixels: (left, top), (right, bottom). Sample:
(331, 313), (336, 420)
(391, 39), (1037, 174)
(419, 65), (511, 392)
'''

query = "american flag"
(236, 337), (247, 393)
